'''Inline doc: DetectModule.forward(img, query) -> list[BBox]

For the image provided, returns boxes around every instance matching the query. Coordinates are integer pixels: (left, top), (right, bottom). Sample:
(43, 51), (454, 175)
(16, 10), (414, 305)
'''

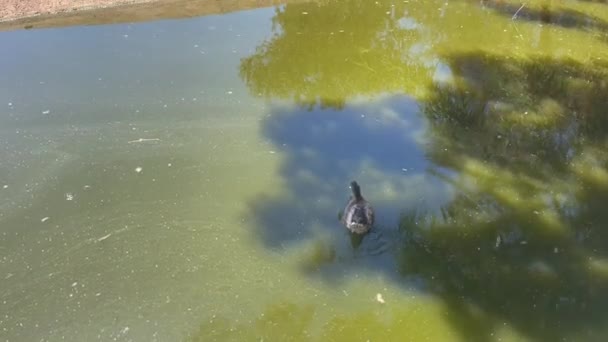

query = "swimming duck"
(341, 181), (374, 234)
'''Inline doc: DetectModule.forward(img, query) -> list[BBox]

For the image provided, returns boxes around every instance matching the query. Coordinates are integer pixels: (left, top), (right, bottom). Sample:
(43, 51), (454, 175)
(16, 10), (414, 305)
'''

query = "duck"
(341, 181), (374, 235)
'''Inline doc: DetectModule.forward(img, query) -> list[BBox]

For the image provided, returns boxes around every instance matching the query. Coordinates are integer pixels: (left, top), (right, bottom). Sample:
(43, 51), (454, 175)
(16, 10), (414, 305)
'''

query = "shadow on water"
(399, 54), (608, 341)
(576, 0), (607, 3)
(480, 0), (608, 34)
(576, 0), (607, 4)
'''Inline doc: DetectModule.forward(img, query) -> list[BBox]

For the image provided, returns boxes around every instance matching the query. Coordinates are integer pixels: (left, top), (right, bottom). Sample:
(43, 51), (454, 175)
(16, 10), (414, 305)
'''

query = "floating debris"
(65, 193), (74, 201)
(376, 293), (385, 304)
(2, 185), (7, 189)
(302, 11), (308, 15)
(167, 163), (172, 167)
(226, 91), (233, 95)
(495, 235), (502, 248)
(42, 110), (50, 115)
(97, 233), (112, 242)
(135, 167), (143, 173)
(8, 102), (12, 106)
(41, 217), (50, 223)
(71, 282), (78, 287)
(128, 138), (161, 144)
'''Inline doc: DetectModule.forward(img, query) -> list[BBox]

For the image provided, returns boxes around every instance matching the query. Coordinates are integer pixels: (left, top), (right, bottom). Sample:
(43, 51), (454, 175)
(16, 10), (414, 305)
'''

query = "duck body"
(342, 181), (374, 235)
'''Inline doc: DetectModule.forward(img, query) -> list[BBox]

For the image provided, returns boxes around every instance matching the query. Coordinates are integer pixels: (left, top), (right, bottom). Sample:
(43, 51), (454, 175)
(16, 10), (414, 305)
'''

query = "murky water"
(2, 0), (608, 341)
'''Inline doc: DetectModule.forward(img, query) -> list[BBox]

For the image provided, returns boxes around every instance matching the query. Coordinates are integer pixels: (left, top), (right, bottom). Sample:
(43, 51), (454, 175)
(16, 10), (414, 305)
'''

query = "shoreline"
(0, 0), (301, 32)
(0, 0), (154, 24)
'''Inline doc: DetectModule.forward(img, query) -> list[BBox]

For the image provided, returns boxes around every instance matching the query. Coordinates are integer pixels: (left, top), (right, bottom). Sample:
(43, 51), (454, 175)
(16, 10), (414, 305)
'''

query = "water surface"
(2, 0), (608, 341)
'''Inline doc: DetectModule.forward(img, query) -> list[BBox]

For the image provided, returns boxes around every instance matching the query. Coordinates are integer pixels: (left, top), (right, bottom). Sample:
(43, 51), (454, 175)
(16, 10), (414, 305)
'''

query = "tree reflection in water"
(236, 0), (608, 340)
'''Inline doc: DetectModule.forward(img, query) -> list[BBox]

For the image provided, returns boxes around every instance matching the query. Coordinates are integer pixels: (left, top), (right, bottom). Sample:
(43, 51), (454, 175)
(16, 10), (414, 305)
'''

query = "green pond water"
(2, 0), (608, 341)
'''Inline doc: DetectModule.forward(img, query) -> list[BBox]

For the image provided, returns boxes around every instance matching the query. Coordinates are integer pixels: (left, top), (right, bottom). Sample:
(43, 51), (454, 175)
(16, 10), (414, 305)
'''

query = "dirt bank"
(0, 0), (151, 22)
(0, 0), (302, 32)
